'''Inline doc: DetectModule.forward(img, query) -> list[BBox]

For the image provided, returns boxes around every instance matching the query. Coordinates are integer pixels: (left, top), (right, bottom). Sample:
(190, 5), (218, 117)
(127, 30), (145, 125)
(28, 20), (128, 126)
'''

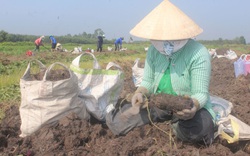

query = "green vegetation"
(205, 44), (250, 54)
(200, 36), (247, 45)
(0, 29), (113, 44)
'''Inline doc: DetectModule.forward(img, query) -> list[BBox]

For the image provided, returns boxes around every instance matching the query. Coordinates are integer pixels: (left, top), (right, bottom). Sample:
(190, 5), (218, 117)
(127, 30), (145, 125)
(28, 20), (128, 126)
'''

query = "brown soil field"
(0, 49), (250, 155)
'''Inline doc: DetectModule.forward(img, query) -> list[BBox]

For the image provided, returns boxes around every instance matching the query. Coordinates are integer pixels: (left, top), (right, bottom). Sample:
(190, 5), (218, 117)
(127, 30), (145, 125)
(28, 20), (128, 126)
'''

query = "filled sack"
(106, 102), (173, 136)
(132, 58), (144, 87)
(19, 60), (90, 137)
(225, 49), (237, 60)
(210, 95), (233, 124)
(217, 114), (250, 143)
(211, 95), (250, 143)
(70, 52), (124, 121)
(244, 54), (250, 76)
(234, 54), (246, 78)
(105, 103), (150, 135)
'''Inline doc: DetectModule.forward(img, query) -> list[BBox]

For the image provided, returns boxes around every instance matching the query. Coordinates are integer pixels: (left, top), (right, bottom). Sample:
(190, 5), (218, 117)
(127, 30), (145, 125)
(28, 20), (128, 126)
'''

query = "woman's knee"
(173, 109), (215, 144)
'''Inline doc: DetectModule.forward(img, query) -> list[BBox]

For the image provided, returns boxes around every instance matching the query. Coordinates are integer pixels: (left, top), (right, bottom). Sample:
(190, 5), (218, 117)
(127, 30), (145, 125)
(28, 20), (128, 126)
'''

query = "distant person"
(97, 34), (105, 52)
(49, 35), (57, 52)
(34, 36), (45, 52)
(114, 37), (124, 51)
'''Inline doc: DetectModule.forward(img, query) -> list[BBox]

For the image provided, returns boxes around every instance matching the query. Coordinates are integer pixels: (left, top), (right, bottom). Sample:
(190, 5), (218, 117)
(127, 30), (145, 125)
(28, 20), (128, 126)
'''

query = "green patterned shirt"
(140, 39), (216, 120)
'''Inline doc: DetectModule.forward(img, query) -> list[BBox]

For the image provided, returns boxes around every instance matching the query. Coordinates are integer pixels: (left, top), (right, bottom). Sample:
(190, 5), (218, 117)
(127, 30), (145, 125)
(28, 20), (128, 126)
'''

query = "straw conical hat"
(130, 0), (203, 40)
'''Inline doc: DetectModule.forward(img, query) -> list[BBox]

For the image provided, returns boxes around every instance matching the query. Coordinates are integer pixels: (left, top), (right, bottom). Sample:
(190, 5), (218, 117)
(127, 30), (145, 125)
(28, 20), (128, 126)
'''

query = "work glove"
(119, 87), (149, 117)
(175, 98), (200, 120)
(131, 86), (149, 108)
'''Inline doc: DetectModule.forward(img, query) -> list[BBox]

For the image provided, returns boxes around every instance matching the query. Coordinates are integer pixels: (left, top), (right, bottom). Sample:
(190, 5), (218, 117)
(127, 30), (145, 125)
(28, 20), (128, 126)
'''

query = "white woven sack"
(210, 96), (250, 143)
(19, 60), (90, 137)
(210, 95), (250, 143)
(225, 50), (237, 60)
(216, 114), (250, 143)
(132, 58), (144, 87)
(210, 95), (233, 125)
(70, 52), (124, 121)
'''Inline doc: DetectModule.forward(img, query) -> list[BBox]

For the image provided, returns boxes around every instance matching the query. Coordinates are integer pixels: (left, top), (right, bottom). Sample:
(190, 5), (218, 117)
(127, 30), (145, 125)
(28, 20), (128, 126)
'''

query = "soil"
(0, 49), (250, 155)
(26, 69), (70, 81)
(149, 94), (193, 112)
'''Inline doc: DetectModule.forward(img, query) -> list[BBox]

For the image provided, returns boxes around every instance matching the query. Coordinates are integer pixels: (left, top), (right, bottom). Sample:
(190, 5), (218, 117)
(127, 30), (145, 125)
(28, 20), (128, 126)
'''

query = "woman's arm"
(140, 45), (156, 93)
(190, 46), (211, 108)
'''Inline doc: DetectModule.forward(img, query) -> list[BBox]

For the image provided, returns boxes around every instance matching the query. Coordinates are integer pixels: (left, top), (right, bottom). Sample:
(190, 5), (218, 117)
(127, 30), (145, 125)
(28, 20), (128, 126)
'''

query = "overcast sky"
(1, 0), (250, 43)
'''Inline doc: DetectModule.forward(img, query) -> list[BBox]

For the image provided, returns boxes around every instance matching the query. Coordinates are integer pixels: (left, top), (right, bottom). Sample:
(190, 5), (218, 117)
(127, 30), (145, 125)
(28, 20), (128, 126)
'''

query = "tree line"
(0, 29), (114, 44)
(0, 29), (247, 45)
(199, 36), (247, 45)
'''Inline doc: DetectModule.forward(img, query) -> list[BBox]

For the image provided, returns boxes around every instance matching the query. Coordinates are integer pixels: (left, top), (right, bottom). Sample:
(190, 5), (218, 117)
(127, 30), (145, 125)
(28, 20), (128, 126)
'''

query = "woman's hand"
(131, 92), (144, 107)
(175, 98), (200, 120)
(131, 86), (149, 108)
(176, 106), (197, 120)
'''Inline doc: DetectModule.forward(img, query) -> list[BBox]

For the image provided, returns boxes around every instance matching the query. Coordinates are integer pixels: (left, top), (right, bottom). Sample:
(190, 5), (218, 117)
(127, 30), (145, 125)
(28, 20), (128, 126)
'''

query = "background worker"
(130, 0), (216, 146)
(34, 36), (45, 52)
(97, 34), (105, 52)
(114, 37), (124, 51)
(49, 35), (57, 52)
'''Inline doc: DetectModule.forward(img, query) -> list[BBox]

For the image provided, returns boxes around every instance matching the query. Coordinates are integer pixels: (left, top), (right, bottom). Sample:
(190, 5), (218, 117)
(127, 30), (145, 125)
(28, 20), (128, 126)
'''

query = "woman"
(49, 35), (57, 52)
(130, 0), (216, 145)
(114, 37), (124, 51)
(97, 34), (105, 52)
(34, 36), (45, 52)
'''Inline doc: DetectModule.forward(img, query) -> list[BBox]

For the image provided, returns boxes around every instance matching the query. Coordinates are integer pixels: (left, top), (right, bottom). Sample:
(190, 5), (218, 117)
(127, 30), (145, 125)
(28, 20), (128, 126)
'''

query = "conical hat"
(130, 0), (203, 40)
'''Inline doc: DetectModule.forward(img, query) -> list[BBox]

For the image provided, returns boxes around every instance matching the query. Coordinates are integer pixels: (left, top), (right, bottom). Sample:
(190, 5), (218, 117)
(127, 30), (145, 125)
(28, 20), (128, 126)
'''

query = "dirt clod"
(149, 94), (193, 112)
(28, 69), (70, 81)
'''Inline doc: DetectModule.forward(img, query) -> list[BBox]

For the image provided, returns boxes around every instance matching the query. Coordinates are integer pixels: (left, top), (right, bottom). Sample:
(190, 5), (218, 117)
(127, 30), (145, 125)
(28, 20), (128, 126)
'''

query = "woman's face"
(150, 39), (188, 56)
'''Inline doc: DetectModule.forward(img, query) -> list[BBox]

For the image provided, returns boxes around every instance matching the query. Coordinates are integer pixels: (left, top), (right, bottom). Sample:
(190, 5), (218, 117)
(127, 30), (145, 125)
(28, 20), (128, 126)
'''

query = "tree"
(81, 32), (88, 38)
(94, 28), (104, 38)
(218, 38), (223, 44)
(65, 34), (72, 37)
(0, 30), (8, 42)
(239, 36), (246, 45)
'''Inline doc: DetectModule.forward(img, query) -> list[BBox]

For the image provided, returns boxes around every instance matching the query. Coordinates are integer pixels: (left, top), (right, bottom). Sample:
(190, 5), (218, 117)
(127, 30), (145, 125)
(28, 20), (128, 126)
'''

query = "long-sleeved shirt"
(49, 36), (57, 44)
(114, 38), (122, 45)
(34, 37), (43, 46)
(140, 39), (216, 120)
(98, 36), (103, 44)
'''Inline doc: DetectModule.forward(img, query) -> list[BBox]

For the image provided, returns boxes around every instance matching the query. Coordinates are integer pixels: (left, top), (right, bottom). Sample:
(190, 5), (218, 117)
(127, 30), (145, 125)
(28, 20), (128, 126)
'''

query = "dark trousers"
(115, 44), (121, 51)
(34, 44), (40, 51)
(172, 108), (215, 146)
(52, 43), (57, 49)
(97, 43), (103, 52)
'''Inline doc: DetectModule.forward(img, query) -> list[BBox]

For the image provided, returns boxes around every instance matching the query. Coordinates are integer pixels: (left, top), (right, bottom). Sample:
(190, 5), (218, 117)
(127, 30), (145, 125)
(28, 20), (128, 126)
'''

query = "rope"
(144, 95), (177, 149)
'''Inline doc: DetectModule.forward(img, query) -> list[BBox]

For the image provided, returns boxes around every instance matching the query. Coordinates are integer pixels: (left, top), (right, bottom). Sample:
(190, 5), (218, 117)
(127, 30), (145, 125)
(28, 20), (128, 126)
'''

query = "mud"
(28, 69), (70, 81)
(149, 94), (193, 112)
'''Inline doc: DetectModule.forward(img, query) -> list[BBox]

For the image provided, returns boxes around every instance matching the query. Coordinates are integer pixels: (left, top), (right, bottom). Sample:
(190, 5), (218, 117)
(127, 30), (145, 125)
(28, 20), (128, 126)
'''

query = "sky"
(1, 0), (250, 43)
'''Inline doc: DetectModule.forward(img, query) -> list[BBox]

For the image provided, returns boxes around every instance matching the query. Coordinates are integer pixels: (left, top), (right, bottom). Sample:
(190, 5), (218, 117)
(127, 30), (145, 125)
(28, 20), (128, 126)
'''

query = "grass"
(0, 69), (25, 87)
(205, 44), (250, 54)
(0, 42), (151, 55)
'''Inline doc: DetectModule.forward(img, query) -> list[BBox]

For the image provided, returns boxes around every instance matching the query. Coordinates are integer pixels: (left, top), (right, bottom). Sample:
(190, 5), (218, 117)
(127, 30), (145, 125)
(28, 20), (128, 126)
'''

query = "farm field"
(0, 43), (250, 155)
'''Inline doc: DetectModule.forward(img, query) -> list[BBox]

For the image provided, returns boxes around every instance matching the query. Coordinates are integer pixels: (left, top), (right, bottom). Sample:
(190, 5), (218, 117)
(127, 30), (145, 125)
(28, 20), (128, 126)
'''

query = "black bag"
(106, 103), (172, 136)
